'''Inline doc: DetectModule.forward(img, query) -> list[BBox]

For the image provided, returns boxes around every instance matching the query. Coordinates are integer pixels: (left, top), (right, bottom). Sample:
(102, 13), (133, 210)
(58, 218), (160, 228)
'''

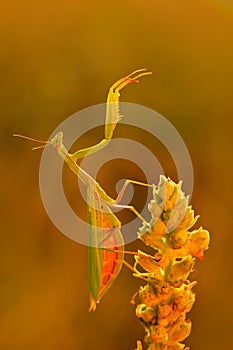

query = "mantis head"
(50, 131), (63, 151)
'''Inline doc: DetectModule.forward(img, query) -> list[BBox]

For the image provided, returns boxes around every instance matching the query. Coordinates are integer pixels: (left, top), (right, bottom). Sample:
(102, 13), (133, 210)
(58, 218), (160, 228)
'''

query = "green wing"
(87, 188), (124, 311)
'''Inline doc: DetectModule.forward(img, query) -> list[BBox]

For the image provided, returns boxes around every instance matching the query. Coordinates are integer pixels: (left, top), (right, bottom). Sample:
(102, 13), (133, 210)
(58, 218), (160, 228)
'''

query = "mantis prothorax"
(14, 69), (152, 311)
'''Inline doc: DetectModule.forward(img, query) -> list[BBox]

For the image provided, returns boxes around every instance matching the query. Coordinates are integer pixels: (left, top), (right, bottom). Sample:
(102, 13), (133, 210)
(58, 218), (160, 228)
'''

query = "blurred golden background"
(1, 0), (233, 349)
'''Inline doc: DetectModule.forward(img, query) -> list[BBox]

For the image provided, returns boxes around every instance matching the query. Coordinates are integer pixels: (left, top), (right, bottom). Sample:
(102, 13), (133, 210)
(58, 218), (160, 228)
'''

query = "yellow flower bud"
(172, 283), (196, 313)
(175, 206), (199, 232)
(158, 304), (173, 321)
(163, 178), (179, 212)
(188, 228), (210, 259)
(138, 227), (166, 251)
(154, 251), (170, 269)
(139, 284), (159, 308)
(136, 304), (156, 323)
(135, 250), (164, 281)
(168, 230), (189, 249)
(167, 317), (192, 344)
(148, 199), (163, 218)
(167, 256), (195, 286)
(150, 324), (167, 343)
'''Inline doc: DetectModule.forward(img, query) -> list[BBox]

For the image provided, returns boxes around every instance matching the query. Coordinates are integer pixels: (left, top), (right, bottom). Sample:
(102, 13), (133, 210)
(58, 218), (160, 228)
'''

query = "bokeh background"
(1, 0), (233, 349)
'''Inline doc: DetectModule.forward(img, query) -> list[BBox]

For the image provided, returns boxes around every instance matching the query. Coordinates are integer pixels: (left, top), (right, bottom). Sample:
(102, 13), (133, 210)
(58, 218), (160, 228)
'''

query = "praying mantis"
(14, 69), (152, 311)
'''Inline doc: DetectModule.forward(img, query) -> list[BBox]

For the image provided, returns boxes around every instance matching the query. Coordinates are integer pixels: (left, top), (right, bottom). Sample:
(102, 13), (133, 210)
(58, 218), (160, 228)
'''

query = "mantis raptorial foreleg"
(69, 69), (152, 162)
(14, 69), (152, 162)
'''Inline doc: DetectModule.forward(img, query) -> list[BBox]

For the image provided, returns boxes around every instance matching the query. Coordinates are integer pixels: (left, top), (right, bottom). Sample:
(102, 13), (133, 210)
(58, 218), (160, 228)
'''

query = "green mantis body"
(54, 132), (125, 311)
(50, 130), (150, 311)
(14, 69), (152, 311)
